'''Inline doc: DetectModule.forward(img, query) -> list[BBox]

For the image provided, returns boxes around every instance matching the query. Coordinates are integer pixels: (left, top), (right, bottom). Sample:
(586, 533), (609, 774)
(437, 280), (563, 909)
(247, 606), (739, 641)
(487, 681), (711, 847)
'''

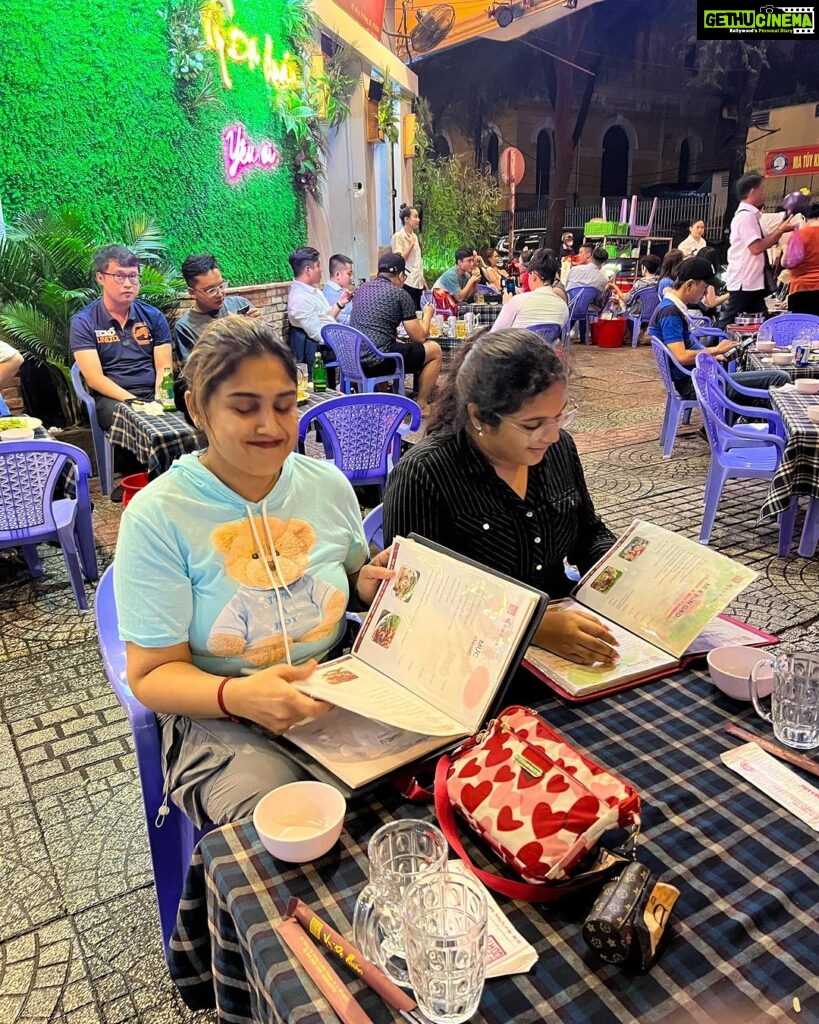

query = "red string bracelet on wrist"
(217, 676), (240, 723)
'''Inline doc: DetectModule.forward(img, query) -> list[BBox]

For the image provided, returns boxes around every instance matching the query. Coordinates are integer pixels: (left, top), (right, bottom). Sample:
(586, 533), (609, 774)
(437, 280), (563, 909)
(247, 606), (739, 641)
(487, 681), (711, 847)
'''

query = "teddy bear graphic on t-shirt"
(207, 514), (346, 667)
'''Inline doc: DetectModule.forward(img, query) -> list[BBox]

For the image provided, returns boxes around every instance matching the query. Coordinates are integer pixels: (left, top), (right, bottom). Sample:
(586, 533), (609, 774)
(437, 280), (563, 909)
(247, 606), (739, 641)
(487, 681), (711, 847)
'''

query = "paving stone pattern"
(0, 345), (815, 1023)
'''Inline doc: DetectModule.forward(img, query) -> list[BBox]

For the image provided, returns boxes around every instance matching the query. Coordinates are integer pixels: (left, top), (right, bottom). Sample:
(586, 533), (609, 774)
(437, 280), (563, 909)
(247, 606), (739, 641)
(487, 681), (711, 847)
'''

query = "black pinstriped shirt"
(383, 429), (615, 599)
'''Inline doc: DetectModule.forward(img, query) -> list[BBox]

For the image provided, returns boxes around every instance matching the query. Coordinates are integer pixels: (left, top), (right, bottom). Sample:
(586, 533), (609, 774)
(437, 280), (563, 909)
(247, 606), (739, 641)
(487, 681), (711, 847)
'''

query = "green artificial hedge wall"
(0, 0), (305, 284)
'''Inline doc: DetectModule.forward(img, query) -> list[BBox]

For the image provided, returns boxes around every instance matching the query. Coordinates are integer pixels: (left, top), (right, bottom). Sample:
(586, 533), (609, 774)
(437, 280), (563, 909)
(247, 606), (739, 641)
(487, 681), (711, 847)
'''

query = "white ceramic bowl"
(807, 406), (819, 424)
(253, 781), (346, 863)
(0, 426), (35, 441)
(794, 379), (819, 395)
(755, 341), (775, 354)
(771, 352), (793, 366)
(707, 645), (773, 701)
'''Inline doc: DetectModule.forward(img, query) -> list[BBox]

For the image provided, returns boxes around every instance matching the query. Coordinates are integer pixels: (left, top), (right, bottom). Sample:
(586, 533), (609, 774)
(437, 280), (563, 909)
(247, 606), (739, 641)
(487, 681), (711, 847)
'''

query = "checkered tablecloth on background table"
(108, 404), (204, 478)
(458, 301), (504, 329)
(168, 670), (819, 1024)
(747, 352), (819, 382)
(759, 388), (819, 523)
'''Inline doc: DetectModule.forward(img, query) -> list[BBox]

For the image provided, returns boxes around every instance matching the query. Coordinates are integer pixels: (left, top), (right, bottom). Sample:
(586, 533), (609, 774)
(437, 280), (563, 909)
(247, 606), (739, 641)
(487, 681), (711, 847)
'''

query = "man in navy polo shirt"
(70, 245), (173, 499)
(70, 245), (173, 431)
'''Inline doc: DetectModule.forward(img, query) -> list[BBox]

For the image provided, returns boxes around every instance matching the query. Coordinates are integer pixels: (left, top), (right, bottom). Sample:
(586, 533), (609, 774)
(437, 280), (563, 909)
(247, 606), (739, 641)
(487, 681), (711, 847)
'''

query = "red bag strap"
(433, 756), (593, 903)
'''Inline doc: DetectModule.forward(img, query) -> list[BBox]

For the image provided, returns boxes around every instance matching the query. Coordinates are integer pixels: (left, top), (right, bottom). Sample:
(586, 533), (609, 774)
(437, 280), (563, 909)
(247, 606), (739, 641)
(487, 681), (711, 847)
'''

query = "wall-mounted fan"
(384, 1), (456, 62)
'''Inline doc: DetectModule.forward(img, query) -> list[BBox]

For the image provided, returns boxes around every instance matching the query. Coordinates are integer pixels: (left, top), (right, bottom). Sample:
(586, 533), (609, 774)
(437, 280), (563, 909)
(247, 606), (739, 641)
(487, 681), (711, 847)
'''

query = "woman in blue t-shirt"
(114, 317), (391, 825)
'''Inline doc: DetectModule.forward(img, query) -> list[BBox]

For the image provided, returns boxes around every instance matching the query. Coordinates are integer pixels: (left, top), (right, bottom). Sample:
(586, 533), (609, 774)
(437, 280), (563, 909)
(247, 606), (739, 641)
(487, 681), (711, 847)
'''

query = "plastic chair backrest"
(650, 338), (690, 397)
(567, 286), (600, 319)
(628, 196), (658, 237)
(70, 362), (114, 494)
(0, 439), (90, 534)
(362, 504), (384, 550)
(526, 323), (563, 345)
(320, 324), (403, 386)
(631, 286), (660, 322)
(757, 313), (819, 346)
(298, 393), (421, 484)
(94, 565), (212, 955)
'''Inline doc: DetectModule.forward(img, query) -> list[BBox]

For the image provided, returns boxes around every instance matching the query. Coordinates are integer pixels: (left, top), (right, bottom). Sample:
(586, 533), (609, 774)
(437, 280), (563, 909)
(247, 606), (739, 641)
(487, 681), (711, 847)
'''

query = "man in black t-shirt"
(350, 253), (442, 412)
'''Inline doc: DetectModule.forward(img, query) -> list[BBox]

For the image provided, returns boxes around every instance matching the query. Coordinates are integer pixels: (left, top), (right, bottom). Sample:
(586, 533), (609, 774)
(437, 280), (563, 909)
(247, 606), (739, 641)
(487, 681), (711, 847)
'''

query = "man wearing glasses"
(70, 245), (173, 432)
(174, 253), (259, 363)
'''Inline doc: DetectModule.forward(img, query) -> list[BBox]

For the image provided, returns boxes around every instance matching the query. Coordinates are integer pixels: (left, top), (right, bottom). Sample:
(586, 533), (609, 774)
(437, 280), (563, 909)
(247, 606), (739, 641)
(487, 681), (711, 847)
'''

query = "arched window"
(600, 126), (629, 197)
(678, 138), (690, 185)
(433, 133), (451, 158)
(485, 132), (499, 175)
(536, 129), (551, 198)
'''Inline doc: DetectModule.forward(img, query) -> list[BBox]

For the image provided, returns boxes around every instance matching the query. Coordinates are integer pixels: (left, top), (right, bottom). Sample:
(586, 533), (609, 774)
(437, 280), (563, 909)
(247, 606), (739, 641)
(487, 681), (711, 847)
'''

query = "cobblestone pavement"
(0, 344), (816, 1023)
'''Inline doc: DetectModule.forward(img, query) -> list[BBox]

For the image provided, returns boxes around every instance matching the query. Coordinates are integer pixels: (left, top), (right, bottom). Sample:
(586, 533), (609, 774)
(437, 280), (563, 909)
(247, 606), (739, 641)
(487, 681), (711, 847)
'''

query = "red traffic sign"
(501, 146), (525, 186)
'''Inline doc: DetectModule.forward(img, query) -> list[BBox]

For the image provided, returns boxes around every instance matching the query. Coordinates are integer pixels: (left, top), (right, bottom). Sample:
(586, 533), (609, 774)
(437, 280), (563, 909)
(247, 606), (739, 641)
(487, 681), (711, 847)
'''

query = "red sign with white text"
(334, 0), (386, 38)
(765, 146), (819, 177)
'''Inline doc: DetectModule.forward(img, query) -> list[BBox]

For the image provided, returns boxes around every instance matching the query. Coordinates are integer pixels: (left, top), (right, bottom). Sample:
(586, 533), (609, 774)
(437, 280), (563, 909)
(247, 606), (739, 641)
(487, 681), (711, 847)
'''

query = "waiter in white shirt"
(391, 204), (426, 309)
(718, 171), (795, 329)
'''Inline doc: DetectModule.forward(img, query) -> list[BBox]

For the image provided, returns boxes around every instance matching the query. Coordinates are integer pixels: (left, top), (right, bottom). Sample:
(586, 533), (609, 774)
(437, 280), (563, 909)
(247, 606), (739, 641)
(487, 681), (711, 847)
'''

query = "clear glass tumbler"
(402, 870), (488, 1024)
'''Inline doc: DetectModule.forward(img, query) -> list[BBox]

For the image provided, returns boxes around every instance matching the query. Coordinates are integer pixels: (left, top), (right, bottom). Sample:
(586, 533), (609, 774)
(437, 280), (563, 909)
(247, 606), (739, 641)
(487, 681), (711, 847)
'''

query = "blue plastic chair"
(757, 313), (819, 347)
(693, 353), (783, 443)
(298, 393), (421, 495)
(691, 366), (790, 547)
(566, 286), (601, 345)
(650, 339), (698, 458)
(362, 503), (384, 550)
(94, 565), (212, 957)
(320, 324), (405, 395)
(0, 439), (97, 610)
(687, 312), (729, 348)
(625, 286), (660, 347)
(526, 322), (568, 360)
(71, 362), (114, 496)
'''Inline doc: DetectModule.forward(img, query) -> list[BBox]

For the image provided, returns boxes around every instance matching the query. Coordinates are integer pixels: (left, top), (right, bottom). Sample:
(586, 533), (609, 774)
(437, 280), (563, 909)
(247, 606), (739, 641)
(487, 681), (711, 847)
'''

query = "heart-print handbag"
(434, 705), (641, 901)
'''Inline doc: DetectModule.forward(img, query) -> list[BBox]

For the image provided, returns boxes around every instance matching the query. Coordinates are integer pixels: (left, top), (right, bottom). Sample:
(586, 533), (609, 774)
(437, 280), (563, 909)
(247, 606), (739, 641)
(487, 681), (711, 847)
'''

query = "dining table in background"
(108, 402), (203, 479)
(457, 300), (505, 329)
(168, 669), (819, 1024)
(760, 388), (819, 556)
(746, 351), (819, 382)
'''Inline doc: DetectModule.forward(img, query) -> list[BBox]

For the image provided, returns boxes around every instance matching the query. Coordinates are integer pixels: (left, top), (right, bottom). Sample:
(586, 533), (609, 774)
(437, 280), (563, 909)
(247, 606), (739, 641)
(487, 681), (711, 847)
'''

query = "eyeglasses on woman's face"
(500, 400), (578, 439)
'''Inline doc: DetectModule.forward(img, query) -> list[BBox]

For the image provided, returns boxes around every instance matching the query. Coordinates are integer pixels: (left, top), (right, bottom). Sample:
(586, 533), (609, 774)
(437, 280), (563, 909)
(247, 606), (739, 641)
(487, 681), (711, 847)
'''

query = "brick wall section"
(0, 281), (294, 413)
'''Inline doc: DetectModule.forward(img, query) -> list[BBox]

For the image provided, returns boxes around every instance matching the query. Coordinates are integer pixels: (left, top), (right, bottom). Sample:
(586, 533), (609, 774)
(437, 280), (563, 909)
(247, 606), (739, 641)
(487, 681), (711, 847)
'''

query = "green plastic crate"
(584, 220), (614, 236)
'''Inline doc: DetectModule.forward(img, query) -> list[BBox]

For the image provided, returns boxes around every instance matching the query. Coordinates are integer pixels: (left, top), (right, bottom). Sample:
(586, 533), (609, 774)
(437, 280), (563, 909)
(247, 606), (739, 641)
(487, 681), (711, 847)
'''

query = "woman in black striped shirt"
(383, 329), (619, 666)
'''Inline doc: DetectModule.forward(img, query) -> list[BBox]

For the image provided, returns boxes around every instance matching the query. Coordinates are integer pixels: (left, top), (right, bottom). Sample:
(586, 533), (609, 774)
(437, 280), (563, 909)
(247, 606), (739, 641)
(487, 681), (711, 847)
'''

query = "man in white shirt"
(287, 246), (350, 379)
(490, 249), (569, 333)
(718, 171), (795, 329)
(322, 254), (354, 327)
(565, 245), (608, 294)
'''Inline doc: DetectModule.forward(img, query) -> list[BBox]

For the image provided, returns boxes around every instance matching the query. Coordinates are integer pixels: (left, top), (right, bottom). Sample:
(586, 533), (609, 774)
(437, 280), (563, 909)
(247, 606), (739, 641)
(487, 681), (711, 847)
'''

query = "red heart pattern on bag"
(445, 705), (640, 884)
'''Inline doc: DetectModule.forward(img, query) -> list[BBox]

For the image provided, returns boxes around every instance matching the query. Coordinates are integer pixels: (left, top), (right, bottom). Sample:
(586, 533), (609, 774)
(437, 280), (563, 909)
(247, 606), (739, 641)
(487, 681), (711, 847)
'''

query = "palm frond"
(0, 302), (64, 366)
(0, 238), (42, 304)
(118, 215), (168, 261)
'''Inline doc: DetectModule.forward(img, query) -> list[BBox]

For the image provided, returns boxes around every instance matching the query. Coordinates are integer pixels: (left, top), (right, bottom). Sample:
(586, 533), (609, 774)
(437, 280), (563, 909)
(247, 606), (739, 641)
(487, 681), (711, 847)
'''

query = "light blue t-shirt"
(435, 267), (469, 296)
(114, 452), (368, 677)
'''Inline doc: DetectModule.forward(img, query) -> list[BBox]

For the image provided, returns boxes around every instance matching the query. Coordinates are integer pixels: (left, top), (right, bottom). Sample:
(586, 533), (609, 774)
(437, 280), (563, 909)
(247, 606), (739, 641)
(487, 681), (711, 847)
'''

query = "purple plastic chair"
(686, 312), (729, 348)
(567, 286), (601, 345)
(362, 503), (384, 550)
(649, 339), (698, 458)
(320, 324), (405, 395)
(693, 352), (783, 443)
(71, 362), (114, 496)
(0, 438), (98, 611)
(94, 565), (212, 957)
(691, 365), (790, 547)
(298, 393), (421, 495)
(625, 287), (660, 347)
(757, 313), (819, 347)
(526, 322), (568, 359)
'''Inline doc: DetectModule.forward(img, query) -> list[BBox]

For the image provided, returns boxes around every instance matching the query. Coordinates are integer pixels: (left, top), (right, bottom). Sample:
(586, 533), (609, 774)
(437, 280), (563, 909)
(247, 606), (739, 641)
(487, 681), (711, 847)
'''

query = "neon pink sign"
(222, 123), (281, 183)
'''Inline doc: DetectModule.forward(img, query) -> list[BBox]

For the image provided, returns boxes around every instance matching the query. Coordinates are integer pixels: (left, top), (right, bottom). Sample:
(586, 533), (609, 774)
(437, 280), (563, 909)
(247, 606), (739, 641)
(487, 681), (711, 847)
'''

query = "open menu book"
(524, 520), (776, 702)
(284, 536), (548, 790)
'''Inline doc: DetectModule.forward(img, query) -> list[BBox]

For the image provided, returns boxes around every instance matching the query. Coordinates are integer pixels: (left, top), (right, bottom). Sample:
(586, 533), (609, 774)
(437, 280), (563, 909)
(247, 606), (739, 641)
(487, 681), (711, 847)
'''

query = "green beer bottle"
(313, 351), (327, 393)
(159, 367), (176, 411)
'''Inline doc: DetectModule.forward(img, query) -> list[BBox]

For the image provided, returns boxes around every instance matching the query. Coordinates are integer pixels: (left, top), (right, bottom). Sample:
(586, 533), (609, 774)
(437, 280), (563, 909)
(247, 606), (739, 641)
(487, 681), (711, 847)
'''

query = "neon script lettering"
(202, 0), (301, 90)
(222, 124), (280, 182)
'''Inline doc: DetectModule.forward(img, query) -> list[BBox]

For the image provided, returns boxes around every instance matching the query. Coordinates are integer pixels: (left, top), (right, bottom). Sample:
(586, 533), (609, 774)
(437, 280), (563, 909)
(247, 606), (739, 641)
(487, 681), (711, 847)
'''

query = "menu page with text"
(574, 521), (758, 658)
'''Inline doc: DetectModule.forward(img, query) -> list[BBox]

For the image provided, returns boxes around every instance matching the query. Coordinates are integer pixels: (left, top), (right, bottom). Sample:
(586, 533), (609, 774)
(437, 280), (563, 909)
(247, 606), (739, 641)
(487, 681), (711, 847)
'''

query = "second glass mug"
(751, 652), (819, 750)
(352, 819), (448, 986)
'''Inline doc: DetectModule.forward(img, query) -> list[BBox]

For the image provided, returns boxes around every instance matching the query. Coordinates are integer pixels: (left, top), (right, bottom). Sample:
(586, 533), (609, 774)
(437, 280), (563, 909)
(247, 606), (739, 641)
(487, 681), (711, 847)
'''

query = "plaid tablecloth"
(108, 404), (204, 478)
(168, 671), (819, 1024)
(747, 352), (819, 382)
(458, 301), (504, 329)
(759, 388), (819, 520)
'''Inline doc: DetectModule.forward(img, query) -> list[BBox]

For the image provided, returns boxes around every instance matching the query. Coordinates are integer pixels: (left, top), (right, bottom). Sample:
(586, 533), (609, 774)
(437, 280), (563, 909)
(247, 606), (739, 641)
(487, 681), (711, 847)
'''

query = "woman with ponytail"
(383, 329), (619, 666)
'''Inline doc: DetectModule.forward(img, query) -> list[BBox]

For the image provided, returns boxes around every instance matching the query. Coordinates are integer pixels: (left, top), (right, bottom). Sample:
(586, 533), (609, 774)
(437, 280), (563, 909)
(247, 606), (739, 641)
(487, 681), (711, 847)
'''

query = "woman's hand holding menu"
(537, 607), (620, 666)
